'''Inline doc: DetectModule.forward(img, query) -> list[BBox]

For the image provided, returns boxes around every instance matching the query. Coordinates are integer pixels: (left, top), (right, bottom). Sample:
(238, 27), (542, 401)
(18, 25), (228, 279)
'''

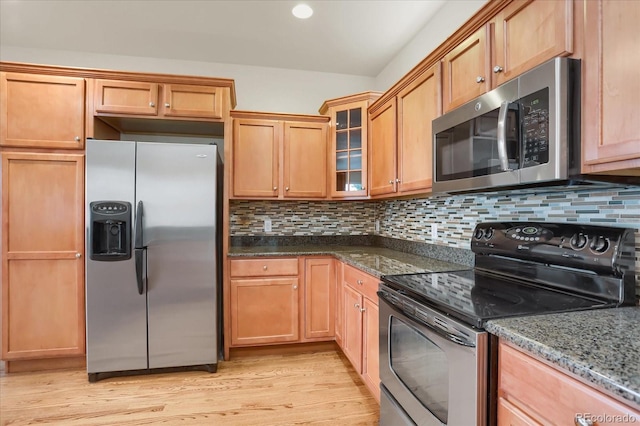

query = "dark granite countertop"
(486, 307), (640, 409)
(228, 245), (469, 277)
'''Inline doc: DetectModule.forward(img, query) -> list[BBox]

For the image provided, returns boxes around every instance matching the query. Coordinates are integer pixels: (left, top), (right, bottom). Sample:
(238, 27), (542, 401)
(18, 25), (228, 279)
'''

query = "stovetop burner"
(379, 222), (636, 329)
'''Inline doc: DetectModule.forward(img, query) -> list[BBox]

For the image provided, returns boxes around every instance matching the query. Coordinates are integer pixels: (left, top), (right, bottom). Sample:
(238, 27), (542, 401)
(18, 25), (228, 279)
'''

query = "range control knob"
(484, 227), (494, 240)
(474, 228), (484, 240)
(570, 233), (588, 250)
(590, 236), (609, 253)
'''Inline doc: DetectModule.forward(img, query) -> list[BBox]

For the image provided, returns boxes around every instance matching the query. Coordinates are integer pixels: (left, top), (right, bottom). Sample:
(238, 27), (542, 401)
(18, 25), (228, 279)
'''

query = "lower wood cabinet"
(228, 256), (335, 347)
(339, 263), (380, 402)
(498, 341), (639, 425)
(1, 152), (85, 361)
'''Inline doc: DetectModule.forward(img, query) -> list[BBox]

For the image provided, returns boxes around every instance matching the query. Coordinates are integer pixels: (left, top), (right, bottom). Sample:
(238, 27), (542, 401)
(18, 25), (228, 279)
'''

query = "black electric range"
(380, 221), (637, 329)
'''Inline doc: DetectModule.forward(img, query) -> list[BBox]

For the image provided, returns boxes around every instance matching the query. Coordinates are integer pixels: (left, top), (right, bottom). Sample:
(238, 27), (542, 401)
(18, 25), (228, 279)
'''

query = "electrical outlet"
(431, 224), (438, 240)
(375, 220), (380, 233)
(264, 218), (272, 232)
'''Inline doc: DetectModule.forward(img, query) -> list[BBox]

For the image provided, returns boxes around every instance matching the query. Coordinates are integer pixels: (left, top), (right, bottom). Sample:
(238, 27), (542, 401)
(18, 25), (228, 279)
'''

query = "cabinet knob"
(362, 186), (366, 190)
(493, 65), (503, 73)
(360, 307), (366, 313)
(574, 415), (594, 426)
(357, 279), (363, 285)
(389, 180), (394, 184)
(285, 187), (289, 191)
(149, 102), (155, 107)
(165, 103), (170, 108)
(354, 303), (360, 309)
(293, 285), (298, 290)
(273, 186), (278, 191)
(476, 76), (485, 83)
(74, 136), (81, 142)
(396, 178), (401, 183)
(75, 253), (82, 258)
(263, 265), (267, 271)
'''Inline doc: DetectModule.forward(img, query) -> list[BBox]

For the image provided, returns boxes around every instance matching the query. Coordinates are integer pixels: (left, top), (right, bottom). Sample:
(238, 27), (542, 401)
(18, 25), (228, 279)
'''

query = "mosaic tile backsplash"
(230, 186), (640, 296)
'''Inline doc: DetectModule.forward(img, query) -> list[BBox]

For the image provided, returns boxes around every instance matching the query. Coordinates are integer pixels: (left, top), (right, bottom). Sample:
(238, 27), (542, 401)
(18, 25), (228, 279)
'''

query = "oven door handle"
(378, 291), (476, 348)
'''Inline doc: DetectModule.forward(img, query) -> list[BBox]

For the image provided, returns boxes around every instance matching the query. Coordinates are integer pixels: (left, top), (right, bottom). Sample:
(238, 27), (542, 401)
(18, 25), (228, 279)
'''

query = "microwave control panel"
(521, 88), (549, 168)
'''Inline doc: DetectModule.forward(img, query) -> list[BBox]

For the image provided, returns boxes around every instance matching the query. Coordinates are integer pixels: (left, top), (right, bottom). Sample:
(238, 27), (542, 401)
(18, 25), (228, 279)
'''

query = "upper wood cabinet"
(2, 152), (85, 361)
(94, 79), (223, 121)
(231, 112), (329, 200)
(320, 92), (381, 199)
(492, 0), (573, 87)
(0, 72), (85, 149)
(368, 63), (441, 198)
(498, 341), (639, 425)
(442, 0), (573, 113)
(442, 25), (490, 113)
(581, 0), (640, 175)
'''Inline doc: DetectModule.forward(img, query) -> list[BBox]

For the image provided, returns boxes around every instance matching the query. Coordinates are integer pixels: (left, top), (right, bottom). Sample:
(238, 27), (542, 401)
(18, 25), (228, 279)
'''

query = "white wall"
(374, 0), (489, 92)
(0, 46), (374, 115)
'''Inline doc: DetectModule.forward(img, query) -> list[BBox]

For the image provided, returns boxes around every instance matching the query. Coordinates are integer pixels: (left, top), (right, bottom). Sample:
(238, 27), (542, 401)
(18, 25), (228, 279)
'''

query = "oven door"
(379, 291), (488, 426)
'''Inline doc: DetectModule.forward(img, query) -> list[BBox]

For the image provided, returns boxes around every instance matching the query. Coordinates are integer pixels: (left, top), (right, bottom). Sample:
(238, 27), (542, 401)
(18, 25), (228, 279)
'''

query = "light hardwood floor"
(0, 349), (379, 425)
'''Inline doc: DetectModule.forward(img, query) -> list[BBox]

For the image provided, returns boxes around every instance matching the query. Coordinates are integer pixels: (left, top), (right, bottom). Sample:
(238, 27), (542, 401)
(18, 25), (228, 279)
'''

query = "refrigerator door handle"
(134, 200), (144, 249)
(134, 248), (145, 295)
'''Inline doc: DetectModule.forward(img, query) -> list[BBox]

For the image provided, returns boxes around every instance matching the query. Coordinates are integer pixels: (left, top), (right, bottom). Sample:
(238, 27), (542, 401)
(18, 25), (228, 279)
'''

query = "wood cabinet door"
(442, 25), (490, 112)
(361, 297), (380, 402)
(334, 262), (344, 346)
(303, 258), (335, 340)
(368, 98), (397, 196)
(329, 101), (369, 198)
(0, 73), (85, 149)
(283, 121), (328, 198)
(497, 397), (542, 426)
(2, 152), (85, 360)
(397, 62), (441, 194)
(582, 0), (640, 174)
(162, 84), (223, 120)
(493, 0), (573, 87)
(230, 277), (299, 346)
(342, 284), (363, 372)
(232, 119), (280, 198)
(94, 79), (158, 116)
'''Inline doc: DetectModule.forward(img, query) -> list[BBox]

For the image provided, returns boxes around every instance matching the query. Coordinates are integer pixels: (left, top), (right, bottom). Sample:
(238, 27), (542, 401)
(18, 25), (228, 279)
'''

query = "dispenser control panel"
(92, 202), (129, 214)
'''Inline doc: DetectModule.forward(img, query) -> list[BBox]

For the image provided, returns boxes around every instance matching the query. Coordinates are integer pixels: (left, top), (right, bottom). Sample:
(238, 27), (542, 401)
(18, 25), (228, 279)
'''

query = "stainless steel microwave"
(432, 57), (580, 194)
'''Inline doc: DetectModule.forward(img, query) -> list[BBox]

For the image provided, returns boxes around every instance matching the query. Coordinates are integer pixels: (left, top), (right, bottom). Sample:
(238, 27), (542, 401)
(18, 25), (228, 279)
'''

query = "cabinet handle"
(263, 265), (268, 271)
(75, 253), (82, 258)
(574, 415), (594, 426)
(476, 76), (485, 83)
(285, 187), (289, 191)
(149, 102), (155, 107)
(273, 186), (278, 191)
(493, 65), (503, 73)
(357, 279), (363, 285)
(354, 303), (360, 309)
(165, 103), (170, 108)
(74, 136), (81, 142)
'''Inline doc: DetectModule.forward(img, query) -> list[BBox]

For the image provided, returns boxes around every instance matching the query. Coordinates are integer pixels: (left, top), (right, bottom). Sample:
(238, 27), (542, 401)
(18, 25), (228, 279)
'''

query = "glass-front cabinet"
(320, 92), (382, 198)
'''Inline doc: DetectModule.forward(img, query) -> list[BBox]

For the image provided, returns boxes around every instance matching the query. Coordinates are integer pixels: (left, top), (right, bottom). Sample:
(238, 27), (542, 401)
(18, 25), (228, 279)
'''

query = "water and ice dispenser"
(89, 201), (132, 261)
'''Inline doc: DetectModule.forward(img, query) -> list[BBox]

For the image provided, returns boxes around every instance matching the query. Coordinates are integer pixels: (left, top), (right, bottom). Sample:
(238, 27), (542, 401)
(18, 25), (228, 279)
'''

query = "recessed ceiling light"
(292, 4), (313, 19)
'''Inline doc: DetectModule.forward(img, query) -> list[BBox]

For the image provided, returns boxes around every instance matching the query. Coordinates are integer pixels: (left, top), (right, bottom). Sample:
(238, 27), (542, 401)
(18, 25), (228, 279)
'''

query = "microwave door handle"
(497, 100), (512, 172)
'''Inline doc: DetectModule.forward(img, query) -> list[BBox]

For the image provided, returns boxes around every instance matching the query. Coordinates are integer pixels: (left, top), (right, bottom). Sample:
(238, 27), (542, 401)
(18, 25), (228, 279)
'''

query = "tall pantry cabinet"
(1, 71), (86, 369)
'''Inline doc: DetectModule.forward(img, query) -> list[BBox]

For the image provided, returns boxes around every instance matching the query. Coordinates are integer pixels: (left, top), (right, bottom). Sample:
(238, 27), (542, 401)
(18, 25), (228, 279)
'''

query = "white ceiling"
(0, 0), (447, 77)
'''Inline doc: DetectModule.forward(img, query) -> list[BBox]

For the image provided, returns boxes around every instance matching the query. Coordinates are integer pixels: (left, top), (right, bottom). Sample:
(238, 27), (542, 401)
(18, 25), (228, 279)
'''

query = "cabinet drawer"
(230, 258), (298, 277)
(499, 342), (639, 424)
(343, 264), (379, 303)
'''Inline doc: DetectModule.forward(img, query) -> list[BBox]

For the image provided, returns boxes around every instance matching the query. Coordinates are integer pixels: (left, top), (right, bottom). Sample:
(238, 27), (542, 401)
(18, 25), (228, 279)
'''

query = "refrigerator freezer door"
(85, 140), (148, 373)
(136, 142), (218, 369)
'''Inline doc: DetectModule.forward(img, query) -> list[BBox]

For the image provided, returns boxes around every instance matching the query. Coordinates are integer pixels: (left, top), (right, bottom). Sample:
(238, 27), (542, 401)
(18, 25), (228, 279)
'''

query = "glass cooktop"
(380, 269), (614, 328)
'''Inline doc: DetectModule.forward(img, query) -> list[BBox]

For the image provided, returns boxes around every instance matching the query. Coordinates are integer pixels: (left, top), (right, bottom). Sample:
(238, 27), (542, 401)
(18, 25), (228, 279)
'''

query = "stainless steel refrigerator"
(85, 140), (222, 382)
